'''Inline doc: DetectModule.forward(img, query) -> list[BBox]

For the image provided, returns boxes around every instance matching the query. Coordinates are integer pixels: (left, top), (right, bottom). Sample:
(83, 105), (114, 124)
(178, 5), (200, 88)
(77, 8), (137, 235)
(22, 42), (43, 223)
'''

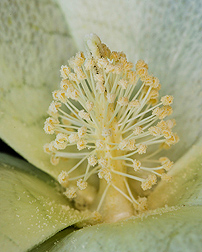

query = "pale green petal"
(0, 154), (92, 252)
(49, 206), (202, 252)
(59, 0), (202, 160)
(29, 228), (75, 252)
(0, 0), (77, 177)
(148, 137), (202, 209)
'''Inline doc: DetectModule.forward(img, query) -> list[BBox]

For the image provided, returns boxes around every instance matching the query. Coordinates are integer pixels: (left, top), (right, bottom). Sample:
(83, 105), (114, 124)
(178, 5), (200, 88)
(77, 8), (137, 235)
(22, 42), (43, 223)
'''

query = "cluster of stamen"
(44, 34), (179, 217)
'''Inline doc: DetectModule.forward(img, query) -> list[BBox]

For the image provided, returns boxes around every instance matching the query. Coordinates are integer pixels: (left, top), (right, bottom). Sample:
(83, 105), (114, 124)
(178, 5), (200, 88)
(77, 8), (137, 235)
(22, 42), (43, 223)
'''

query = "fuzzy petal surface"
(148, 138), (202, 209)
(0, 154), (92, 252)
(0, 0), (77, 177)
(48, 206), (202, 252)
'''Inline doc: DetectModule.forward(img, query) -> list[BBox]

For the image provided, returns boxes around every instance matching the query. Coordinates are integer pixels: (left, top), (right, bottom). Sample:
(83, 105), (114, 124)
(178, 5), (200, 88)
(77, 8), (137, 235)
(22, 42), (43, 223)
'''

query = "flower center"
(44, 34), (179, 223)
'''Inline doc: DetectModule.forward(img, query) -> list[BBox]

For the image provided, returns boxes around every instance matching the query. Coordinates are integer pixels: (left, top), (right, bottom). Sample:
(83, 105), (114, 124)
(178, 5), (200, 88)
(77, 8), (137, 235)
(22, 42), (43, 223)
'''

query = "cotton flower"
(0, 1), (202, 251)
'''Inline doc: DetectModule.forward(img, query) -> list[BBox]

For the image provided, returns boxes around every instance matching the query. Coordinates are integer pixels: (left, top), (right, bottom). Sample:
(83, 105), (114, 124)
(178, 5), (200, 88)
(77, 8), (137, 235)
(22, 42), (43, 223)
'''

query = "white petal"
(148, 137), (202, 209)
(47, 205), (202, 252)
(0, 0), (77, 177)
(59, 0), (202, 160)
(0, 154), (92, 252)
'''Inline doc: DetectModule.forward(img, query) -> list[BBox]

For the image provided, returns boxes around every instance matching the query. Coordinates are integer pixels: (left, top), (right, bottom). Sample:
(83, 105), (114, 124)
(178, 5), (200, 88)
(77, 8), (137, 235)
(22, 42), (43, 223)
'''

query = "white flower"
(0, 1), (202, 251)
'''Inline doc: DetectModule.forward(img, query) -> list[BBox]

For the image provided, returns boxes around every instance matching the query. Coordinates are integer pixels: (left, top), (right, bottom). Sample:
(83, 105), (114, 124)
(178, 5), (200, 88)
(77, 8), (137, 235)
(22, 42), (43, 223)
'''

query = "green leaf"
(49, 206), (202, 252)
(0, 0), (77, 178)
(148, 138), (202, 209)
(59, 0), (202, 161)
(0, 154), (92, 252)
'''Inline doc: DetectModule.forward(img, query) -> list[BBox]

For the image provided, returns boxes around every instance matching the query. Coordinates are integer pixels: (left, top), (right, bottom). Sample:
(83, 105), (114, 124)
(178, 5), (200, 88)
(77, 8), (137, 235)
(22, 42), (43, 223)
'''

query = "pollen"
(47, 101), (61, 117)
(77, 139), (87, 150)
(137, 144), (147, 154)
(77, 179), (88, 190)
(161, 95), (174, 105)
(161, 173), (172, 182)
(60, 65), (71, 79)
(117, 97), (129, 106)
(96, 140), (105, 150)
(64, 187), (77, 199)
(50, 155), (60, 166)
(102, 128), (112, 137)
(133, 159), (141, 171)
(98, 158), (108, 168)
(129, 100), (140, 108)
(141, 174), (157, 191)
(133, 126), (143, 135)
(88, 156), (97, 166)
(69, 133), (79, 143)
(58, 171), (69, 187)
(44, 34), (179, 222)
(86, 101), (94, 112)
(159, 157), (173, 171)
(118, 79), (128, 89)
(98, 168), (112, 183)
(78, 110), (90, 121)
(78, 126), (87, 138)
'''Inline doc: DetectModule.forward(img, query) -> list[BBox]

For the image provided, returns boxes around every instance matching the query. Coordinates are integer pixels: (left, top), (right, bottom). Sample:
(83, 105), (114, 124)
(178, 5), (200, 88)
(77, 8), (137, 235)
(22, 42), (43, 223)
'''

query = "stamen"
(77, 179), (88, 190)
(96, 183), (111, 212)
(64, 187), (77, 199)
(58, 171), (69, 187)
(44, 34), (179, 223)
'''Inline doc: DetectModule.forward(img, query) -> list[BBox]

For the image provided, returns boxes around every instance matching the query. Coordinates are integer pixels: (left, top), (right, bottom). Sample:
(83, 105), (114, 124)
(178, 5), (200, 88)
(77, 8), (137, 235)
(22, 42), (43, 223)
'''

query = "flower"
(0, 0), (202, 251)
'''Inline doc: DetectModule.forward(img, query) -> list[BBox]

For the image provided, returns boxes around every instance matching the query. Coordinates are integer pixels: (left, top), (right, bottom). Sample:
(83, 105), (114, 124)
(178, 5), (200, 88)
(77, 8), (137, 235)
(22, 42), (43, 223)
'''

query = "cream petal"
(59, 0), (202, 160)
(0, 154), (92, 252)
(46, 206), (202, 252)
(0, 0), (77, 177)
